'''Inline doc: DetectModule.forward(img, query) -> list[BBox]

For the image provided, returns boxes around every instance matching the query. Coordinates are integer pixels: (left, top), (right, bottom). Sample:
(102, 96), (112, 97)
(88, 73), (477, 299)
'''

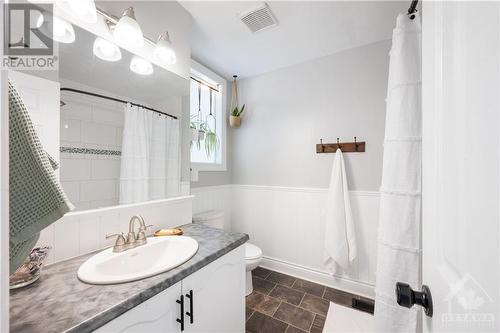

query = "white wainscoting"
(191, 185), (233, 231)
(37, 196), (193, 265)
(191, 185), (379, 298)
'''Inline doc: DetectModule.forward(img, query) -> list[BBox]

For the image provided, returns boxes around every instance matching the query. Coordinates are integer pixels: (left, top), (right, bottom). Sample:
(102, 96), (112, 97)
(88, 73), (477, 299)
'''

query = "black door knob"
(395, 282), (433, 317)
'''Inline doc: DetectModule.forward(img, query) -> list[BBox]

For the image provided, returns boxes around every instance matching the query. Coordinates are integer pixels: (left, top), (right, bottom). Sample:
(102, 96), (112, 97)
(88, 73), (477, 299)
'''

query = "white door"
(94, 281), (183, 333)
(182, 246), (245, 333)
(421, 1), (499, 332)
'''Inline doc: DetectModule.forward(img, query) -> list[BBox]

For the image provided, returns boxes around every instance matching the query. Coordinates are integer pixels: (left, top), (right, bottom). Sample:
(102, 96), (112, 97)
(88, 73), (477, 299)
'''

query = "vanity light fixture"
(95, 7), (178, 68)
(113, 7), (144, 49)
(93, 37), (122, 62)
(130, 56), (153, 75)
(57, 0), (97, 23)
(37, 13), (75, 44)
(154, 31), (176, 65)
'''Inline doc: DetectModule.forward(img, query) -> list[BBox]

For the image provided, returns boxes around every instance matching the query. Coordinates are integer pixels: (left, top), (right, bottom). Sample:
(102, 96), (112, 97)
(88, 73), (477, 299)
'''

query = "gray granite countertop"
(10, 223), (249, 333)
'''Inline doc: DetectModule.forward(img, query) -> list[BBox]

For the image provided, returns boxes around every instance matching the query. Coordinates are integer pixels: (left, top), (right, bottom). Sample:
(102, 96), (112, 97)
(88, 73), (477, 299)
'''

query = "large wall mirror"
(10, 19), (189, 212)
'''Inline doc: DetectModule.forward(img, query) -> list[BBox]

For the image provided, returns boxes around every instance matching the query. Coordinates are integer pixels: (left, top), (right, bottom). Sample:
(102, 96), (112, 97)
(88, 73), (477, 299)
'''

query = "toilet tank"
(192, 210), (225, 230)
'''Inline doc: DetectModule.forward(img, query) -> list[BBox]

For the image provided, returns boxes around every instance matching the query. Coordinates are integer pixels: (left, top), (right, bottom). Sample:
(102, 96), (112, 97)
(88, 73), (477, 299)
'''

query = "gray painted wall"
(229, 40), (390, 191)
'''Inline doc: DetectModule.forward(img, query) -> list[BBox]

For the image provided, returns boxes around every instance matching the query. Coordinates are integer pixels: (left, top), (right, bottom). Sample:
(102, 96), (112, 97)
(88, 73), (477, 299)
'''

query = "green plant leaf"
(204, 131), (219, 158)
(231, 104), (246, 117)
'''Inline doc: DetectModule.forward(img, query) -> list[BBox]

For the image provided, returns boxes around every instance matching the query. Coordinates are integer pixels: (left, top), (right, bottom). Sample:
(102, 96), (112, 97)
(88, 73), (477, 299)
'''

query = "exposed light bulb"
(53, 16), (75, 43)
(57, 0), (97, 23)
(130, 56), (153, 75)
(35, 11), (44, 27)
(36, 13), (75, 44)
(154, 31), (176, 65)
(93, 37), (122, 62)
(113, 7), (143, 49)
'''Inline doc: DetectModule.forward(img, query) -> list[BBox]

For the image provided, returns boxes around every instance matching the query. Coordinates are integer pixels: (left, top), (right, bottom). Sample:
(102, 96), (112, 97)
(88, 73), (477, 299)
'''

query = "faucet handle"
(140, 224), (154, 232)
(105, 233), (127, 252)
(106, 232), (125, 241)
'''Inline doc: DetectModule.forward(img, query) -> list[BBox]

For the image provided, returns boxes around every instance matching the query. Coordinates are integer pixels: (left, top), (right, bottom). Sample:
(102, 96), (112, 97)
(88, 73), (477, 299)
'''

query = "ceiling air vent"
(240, 3), (278, 33)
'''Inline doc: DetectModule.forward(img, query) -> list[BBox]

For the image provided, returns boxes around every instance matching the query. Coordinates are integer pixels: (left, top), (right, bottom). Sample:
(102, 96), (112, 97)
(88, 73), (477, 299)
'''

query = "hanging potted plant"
(229, 75), (245, 128)
(204, 129), (219, 157)
(197, 122), (207, 142)
(229, 104), (245, 128)
(190, 115), (206, 151)
(190, 80), (220, 158)
(190, 122), (199, 142)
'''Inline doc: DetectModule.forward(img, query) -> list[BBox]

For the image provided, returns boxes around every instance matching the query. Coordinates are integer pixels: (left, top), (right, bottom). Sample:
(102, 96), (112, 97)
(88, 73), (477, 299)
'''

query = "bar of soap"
(153, 228), (183, 236)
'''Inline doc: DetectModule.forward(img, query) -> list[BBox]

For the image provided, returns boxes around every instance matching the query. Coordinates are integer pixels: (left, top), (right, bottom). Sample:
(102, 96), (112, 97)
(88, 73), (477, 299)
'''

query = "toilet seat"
(245, 243), (262, 260)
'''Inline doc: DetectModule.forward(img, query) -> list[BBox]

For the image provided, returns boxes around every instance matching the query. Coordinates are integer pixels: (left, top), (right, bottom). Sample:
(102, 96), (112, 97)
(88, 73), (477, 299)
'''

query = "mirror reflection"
(56, 25), (188, 211)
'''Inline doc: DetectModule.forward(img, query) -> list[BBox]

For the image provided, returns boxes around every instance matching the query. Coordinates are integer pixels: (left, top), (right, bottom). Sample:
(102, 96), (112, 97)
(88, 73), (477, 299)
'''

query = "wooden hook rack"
(316, 137), (365, 153)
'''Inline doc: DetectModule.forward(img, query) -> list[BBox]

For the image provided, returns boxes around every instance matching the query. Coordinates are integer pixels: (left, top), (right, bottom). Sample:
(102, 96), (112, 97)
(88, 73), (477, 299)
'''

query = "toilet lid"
(245, 243), (262, 260)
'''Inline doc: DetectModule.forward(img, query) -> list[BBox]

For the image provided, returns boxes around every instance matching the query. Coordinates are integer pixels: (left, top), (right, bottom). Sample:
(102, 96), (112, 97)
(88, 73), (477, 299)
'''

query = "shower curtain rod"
(60, 88), (177, 120)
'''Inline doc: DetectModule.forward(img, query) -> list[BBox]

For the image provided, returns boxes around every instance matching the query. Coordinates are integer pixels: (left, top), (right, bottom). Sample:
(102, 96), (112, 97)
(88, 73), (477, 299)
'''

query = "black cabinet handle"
(185, 290), (194, 324)
(176, 295), (184, 331)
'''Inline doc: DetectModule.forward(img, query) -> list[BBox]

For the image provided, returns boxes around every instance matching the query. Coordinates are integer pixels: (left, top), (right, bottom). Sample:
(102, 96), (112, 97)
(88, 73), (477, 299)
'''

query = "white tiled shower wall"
(59, 92), (124, 210)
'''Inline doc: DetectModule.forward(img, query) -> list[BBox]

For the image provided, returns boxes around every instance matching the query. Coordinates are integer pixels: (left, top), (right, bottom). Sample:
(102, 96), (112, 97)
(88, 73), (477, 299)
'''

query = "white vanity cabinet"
(94, 281), (183, 333)
(181, 246), (245, 332)
(94, 245), (245, 333)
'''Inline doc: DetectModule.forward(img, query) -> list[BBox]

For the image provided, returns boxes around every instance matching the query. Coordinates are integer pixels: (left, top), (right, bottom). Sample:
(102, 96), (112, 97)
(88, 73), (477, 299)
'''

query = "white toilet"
(192, 211), (263, 296)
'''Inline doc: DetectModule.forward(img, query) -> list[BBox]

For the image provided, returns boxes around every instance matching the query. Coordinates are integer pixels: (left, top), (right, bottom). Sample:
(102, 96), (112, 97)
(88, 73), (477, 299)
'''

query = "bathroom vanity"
(9, 224), (248, 333)
(95, 245), (244, 332)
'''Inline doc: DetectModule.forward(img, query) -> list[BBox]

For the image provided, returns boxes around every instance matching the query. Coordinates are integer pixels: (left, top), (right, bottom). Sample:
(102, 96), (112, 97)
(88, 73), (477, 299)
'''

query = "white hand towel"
(323, 149), (357, 274)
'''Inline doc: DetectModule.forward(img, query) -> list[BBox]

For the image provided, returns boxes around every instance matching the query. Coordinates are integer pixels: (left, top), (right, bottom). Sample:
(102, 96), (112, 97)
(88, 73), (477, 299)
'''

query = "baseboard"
(260, 256), (375, 299)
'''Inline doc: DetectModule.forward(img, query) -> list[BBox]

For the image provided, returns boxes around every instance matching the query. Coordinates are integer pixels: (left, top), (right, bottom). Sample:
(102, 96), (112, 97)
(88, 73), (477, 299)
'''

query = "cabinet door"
(94, 281), (182, 333)
(182, 246), (245, 333)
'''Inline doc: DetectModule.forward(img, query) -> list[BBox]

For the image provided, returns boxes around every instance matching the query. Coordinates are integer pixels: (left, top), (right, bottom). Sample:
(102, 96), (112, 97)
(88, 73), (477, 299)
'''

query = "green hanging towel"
(8, 79), (74, 273)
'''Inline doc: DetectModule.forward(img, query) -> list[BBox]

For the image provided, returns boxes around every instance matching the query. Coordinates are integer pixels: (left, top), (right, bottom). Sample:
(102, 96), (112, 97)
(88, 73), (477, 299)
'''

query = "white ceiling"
(181, 1), (408, 79)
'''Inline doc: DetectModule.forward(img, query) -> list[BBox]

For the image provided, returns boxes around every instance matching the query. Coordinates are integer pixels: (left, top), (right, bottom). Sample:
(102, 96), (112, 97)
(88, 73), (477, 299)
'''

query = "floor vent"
(240, 3), (278, 33)
(352, 298), (375, 314)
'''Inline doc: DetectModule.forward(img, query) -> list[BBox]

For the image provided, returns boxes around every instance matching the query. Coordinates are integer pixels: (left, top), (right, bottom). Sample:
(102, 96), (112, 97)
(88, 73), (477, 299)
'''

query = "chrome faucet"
(106, 215), (153, 253)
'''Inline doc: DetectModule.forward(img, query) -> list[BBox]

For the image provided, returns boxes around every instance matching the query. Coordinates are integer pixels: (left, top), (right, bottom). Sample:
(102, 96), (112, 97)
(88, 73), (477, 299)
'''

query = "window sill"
(191, 162), (227, 172)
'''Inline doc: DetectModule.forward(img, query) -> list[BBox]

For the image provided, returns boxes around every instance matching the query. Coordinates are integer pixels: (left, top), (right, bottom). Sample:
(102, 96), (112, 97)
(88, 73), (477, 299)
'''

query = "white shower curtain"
(374, 13), (422, 332)
(119, 103), (180, 205)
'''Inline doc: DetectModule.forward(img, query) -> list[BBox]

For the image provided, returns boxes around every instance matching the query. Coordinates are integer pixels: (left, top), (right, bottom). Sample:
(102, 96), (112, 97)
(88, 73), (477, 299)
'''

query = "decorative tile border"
(60, 146), (121, 156)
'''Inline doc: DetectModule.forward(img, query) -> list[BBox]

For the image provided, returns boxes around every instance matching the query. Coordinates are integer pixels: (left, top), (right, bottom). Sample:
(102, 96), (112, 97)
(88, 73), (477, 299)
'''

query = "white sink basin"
(77, 236), (199, 284)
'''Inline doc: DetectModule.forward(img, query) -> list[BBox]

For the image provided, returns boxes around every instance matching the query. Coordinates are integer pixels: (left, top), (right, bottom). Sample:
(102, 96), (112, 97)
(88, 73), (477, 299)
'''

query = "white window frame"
(190, 60), (227, 172)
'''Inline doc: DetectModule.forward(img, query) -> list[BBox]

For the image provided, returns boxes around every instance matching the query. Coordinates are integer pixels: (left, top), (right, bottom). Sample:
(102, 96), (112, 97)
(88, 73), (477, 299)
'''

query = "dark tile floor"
(246, 267), (374, 333)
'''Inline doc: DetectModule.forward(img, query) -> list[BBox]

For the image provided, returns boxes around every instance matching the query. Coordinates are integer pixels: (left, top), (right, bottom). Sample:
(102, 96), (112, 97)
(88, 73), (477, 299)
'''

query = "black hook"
(354, 136), (357, 150)
(408, 0), (418, 20)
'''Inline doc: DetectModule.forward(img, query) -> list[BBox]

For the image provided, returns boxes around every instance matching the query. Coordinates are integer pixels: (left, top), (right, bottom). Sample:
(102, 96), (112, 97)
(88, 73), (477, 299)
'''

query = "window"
(190, 61), (226, 171)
